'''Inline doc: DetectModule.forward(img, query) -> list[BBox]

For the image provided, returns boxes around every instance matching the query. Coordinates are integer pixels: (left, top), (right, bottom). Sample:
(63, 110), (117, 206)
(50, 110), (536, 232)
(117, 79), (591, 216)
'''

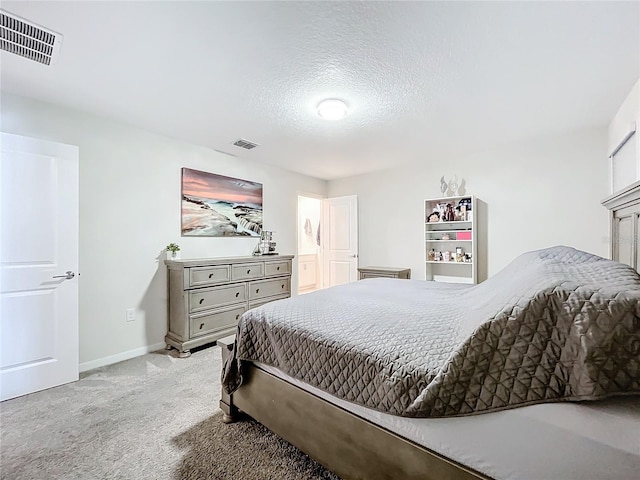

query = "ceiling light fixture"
(316, 99), (348, 120)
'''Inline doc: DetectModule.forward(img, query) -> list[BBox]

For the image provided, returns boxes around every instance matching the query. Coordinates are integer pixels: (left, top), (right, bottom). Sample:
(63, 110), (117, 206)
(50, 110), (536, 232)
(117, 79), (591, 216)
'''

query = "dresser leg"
(165, 344), (173, 351)
(178, 349), (191, 358)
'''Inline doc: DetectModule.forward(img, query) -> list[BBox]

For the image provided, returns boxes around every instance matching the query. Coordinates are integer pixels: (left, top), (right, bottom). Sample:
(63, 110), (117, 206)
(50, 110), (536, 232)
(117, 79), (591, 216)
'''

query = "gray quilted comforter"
(222, 246), (640, 417)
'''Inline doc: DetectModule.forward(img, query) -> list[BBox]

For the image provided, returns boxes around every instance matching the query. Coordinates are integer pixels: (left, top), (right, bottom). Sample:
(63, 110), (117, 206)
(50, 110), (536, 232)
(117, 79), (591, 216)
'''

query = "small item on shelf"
(254, 230), (278, 256)
(464, 253), (472, 263)
(442, 233), (450, 240)
(447, 176), (459, 196)
(458, 197), (472, 212)
(444, 204), (455, 222)
(166, 242), (181, 260)
(457, 204), (466, 221)
(443, 251), (451, 262)
(427, 211), (440, 223)
(428, 249), (436, 261)
(456, 247), (463, 262)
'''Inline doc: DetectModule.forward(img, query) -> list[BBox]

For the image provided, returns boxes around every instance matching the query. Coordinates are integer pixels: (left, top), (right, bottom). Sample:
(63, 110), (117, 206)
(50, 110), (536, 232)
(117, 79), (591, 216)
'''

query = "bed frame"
(602, 179), (640, 272)
(216, 183), (640, 479)
(218, 336), (490, 480)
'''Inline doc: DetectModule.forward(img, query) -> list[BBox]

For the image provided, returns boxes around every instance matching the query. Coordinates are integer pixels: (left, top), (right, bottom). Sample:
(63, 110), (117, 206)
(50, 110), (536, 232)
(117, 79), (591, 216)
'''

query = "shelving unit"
(424, 195), (477, 284)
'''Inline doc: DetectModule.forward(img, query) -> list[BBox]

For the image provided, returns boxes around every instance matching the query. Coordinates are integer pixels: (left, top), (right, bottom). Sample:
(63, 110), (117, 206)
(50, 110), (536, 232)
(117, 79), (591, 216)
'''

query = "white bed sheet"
(256, 362), (640, 480)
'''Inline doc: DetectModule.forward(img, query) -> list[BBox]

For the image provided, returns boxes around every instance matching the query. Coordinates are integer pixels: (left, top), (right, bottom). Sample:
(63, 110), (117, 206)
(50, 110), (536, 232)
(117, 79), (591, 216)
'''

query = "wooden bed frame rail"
(218, 336), (490, 480)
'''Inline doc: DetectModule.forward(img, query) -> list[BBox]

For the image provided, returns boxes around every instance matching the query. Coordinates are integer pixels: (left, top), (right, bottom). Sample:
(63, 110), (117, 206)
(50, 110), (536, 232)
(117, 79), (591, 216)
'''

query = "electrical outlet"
(126, 308), (136, 322)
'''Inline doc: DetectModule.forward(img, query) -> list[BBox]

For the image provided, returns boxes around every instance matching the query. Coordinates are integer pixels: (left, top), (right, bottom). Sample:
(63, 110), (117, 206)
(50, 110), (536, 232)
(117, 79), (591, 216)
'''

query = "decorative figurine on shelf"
(428, 249), (436, 261)
(253, 230), (278, 256)
(440, 176), (448, 195)
(456, 205), (466, 221)
(458, 197), (472, 211)
(444, 203), (455, 222)
(447, 176), (459, 196)
(439, 175), (466, 196)
(427, 211), (440, 223)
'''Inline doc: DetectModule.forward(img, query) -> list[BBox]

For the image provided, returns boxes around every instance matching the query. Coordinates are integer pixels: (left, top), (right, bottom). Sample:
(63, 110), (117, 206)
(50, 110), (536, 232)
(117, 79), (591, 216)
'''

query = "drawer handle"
(236, 314), (240, 320)
(199, 298), (204, 305)
(247, 269), (251, 274)
(209, 273), (214, 279)
(199, 323), (204, 330)
(235, 292), (240, 297)
(256, 288), (260, 293)
(281, 284), (285, 289)
(277, 266), (280, 271)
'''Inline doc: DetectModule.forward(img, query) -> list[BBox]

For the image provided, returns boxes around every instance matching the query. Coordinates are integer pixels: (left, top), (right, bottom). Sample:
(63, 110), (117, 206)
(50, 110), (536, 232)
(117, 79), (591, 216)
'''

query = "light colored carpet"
(0, 346), (340, 480)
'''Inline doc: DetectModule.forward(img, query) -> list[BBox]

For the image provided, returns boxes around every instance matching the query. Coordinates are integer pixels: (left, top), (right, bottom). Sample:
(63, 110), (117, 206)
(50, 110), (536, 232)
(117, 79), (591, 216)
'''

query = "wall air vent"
(232, 138), (259, 150)
(0, 10), (63, 66)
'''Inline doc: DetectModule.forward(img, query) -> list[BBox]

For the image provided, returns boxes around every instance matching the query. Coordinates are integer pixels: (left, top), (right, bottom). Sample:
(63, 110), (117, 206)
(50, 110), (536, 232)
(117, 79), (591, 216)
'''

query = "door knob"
(52, 271), (75, 280)
(349, 254), (358, 258)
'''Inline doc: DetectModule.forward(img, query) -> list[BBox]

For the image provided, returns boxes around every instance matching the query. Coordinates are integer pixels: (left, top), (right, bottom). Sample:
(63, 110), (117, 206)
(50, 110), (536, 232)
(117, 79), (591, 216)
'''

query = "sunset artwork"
(181, 168), (263, 237)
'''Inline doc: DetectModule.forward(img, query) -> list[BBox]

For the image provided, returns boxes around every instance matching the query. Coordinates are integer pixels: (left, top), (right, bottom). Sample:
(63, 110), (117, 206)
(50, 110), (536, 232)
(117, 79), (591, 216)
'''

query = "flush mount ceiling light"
(316, 99), (348, 120)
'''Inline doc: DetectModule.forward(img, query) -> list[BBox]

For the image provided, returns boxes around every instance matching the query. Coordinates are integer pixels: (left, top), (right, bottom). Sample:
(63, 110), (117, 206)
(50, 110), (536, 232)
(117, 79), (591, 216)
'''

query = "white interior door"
(1, 132), (79, 401)
(322, 195), (358, 287)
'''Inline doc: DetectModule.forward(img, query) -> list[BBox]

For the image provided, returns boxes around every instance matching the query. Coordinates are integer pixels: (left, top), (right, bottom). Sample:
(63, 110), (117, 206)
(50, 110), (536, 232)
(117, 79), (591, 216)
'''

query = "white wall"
(608, 78), (639, 192)
(1, 93), (327, 370)
(328, 128), (610, 281)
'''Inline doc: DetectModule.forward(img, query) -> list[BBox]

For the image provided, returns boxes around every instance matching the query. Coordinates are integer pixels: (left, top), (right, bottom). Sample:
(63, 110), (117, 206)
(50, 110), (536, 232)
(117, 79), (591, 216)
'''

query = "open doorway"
(297, 195), (322, 294)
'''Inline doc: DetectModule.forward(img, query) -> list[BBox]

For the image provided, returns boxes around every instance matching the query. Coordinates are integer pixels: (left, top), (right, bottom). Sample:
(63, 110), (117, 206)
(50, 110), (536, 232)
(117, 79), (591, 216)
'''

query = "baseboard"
(79, 342), (166, 373)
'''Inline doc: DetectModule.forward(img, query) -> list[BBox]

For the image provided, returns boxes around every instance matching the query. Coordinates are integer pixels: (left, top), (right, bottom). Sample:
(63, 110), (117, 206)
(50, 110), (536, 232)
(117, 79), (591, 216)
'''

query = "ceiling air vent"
(0, 10), (63, 66)
(232, 138), (259, 150)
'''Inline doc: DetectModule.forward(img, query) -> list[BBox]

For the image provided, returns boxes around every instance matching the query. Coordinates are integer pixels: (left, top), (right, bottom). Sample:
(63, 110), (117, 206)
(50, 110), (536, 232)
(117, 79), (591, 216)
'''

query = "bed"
(219, 246), (640, 480)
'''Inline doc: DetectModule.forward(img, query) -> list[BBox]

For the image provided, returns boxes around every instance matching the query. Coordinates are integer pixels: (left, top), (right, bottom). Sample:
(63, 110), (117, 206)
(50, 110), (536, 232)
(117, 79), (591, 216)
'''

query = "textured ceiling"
(1, 1), (638, 180)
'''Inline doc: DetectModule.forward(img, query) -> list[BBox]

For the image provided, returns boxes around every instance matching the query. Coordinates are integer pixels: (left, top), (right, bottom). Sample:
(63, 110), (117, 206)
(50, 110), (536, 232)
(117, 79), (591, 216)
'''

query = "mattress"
(224, 246), (640, 418)
(257, 361), (640, 480)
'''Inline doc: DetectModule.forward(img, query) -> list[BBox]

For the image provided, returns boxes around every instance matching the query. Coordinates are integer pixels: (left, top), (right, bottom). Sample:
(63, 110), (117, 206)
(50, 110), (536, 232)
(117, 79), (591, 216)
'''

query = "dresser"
(358, 266), (411, 280)
(165, 255), (294, 357)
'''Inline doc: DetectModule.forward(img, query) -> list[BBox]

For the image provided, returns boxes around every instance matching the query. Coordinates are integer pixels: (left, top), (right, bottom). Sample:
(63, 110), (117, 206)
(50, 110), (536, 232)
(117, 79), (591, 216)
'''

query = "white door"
(322, 195), (358, 287)
(1, 132), (79, 401)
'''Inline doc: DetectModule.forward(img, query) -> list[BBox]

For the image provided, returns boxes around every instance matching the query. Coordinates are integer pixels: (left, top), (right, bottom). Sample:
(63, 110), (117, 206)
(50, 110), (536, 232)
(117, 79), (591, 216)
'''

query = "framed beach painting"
(181, 168), (263, 237)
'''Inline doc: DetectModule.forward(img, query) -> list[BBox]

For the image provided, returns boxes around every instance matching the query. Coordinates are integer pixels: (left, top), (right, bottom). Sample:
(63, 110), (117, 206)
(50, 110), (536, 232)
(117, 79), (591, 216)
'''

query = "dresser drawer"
(189, 265), (231, 287)
(249, 277), (291, 300)
(264, 260), (291, 276)
(361, 273), (396, 279)
(189, 283), (247, 312)
(190, 305), (245, 338)
(231, 262), (264, 281)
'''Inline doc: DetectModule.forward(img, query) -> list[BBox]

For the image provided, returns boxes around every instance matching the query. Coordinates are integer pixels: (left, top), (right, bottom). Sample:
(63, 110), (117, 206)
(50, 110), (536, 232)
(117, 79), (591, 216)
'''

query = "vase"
(166, 251), (180, 260)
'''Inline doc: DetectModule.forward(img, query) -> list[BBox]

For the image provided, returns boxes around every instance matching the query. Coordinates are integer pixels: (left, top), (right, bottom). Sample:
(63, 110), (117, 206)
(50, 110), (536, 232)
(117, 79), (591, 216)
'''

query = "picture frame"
(181, 168), (263, 237)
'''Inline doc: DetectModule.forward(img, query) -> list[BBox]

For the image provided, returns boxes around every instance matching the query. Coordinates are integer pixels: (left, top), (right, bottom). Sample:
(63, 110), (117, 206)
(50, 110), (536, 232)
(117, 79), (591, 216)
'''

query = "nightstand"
(358, 266), (411, 280)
